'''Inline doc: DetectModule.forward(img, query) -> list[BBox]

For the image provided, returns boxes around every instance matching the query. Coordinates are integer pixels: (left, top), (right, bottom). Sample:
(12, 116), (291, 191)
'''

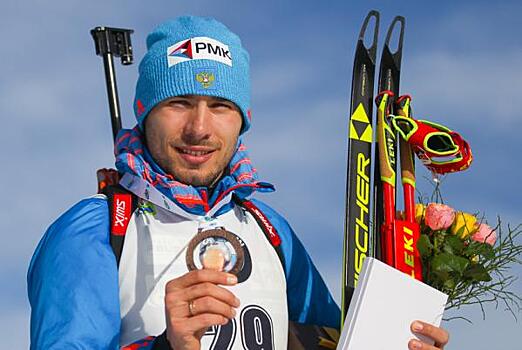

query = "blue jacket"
(28, 195), (340, 349)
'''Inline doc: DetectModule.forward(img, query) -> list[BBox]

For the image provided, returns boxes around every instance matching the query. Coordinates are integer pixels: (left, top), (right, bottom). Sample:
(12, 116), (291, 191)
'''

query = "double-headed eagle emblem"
(195, 72), (215, 89)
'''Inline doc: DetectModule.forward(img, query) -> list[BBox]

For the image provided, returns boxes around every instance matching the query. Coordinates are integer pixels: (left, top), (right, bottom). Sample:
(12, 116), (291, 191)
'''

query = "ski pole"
(393, 95), (423, 280)
(375, 90), (397, 267)
(91, 26), (134, 141)
(396, 96), (416, 223)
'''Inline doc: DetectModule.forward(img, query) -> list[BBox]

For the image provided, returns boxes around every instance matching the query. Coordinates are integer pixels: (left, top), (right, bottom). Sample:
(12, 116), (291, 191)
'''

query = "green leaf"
(417, 234), (433, 258)
(432, 252), (470, 277)
(443, 278), (457, 292)
(442, 235), (465, 255)
(463, 264), (492, 282)
(455, 225), (466, 238)
(464, 241), (495, 260)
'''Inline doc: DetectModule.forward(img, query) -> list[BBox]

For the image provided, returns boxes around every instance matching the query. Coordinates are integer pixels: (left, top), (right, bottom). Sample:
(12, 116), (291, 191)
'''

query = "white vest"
(118, 199), (288, 349)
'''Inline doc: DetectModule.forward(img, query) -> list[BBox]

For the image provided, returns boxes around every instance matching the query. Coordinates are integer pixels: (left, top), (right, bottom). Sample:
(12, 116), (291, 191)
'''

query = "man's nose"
(183, 102), (211, 142)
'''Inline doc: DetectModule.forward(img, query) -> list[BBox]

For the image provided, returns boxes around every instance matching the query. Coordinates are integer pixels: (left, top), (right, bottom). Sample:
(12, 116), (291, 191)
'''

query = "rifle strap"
(102, 184), (138, 267)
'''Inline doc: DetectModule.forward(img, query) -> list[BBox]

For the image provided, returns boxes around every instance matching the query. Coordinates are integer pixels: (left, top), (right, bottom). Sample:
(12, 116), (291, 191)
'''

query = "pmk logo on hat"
(167, 36), (233, 67)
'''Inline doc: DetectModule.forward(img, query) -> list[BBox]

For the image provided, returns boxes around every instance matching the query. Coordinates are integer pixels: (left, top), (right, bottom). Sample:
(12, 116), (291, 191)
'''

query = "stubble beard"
(154, 141), (237, 188)
(167, 162), (225, 187)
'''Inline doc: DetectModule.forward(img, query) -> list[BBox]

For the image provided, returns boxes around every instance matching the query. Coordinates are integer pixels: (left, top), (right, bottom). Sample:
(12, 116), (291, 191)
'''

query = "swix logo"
(115, 199), (127, 227)
(112, 194), (132, 236)
(167, 37), (232, 67)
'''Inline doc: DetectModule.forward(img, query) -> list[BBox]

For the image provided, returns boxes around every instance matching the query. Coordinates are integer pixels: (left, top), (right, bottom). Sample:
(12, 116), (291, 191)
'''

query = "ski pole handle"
(396, 95), (416, 222)
(91, 26), (134, 142)
(375, 90), (396, 266)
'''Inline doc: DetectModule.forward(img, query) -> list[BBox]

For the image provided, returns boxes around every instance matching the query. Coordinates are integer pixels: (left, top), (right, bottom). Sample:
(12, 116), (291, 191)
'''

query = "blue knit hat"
(134, 16), (251, 133)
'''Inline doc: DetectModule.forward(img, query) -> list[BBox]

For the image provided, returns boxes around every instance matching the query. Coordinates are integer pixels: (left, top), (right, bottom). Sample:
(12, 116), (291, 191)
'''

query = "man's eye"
(211, 102), (233, 109)
(168, 99), (190, 107)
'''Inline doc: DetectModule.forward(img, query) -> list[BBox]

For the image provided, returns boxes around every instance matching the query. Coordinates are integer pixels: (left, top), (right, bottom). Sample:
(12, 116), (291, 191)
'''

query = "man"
(28, 16), (449, 349)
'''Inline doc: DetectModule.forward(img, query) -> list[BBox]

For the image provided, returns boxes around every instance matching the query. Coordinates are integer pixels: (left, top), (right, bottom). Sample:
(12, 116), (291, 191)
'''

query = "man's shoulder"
(52, 194), (110, 231)
(248, 198), (291, 228)
(27, 195), (120, 345)
(28, 195), (112, 276)
(246, 198), (296, 246)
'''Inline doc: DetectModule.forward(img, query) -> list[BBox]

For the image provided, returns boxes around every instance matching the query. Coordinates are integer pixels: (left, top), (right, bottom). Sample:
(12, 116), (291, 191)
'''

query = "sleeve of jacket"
(27, 196), (173, 349)
(249, 199), (341, 330)
(27, 196), (122, 349)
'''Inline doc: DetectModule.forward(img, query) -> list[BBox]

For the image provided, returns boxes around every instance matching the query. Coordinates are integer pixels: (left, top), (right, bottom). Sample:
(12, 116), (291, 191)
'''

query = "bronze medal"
(186, 228), (246, 276)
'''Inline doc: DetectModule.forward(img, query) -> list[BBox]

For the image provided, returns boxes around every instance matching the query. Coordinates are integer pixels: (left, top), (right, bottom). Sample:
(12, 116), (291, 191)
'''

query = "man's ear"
(141, 119), (149, 148)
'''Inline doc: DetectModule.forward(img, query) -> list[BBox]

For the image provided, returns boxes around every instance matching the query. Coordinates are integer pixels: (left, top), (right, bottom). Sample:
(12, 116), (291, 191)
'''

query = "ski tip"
(366, 9), (380, 21)
(384, 16), (405, 54)
(358, 10), (380, 51)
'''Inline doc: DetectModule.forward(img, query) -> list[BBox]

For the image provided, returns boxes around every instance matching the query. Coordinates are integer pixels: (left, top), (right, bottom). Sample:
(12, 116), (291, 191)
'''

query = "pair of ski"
(341, 10), (423, 324)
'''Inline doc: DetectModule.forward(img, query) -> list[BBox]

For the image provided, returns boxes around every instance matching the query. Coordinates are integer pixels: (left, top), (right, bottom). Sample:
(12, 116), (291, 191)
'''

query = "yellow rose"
(414, 203), (425, 225)
(451, 212), (478, 238)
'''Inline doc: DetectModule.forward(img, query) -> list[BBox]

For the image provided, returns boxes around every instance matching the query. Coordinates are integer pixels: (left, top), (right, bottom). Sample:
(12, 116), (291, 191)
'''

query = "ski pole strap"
(391, 116), (473, 174)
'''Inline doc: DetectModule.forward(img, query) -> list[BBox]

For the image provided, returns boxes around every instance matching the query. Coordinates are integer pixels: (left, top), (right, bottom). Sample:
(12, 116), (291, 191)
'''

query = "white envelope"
(338, 257), (448, 349)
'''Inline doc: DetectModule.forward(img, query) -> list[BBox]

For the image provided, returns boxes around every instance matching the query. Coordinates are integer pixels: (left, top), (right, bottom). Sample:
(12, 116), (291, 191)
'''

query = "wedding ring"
(188, 300), (195, 317)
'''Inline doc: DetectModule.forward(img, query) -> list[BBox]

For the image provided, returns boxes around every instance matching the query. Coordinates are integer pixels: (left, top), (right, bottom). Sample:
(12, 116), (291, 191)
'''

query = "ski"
(373, 15), (405, 268)
(373, 17), (422, 279)
(341, 10), (379, 324)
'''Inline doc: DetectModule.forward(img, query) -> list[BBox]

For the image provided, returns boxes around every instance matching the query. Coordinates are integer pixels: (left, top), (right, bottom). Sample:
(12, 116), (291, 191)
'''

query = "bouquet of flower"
(412, 198), (522, 320)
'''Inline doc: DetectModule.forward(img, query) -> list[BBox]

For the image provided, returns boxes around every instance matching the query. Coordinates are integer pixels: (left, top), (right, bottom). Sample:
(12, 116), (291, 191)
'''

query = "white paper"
(338, 257), (448, 350)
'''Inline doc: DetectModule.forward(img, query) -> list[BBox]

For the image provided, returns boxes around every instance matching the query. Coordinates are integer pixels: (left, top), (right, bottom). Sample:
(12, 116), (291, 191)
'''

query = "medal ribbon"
(120, 173), (232, 228)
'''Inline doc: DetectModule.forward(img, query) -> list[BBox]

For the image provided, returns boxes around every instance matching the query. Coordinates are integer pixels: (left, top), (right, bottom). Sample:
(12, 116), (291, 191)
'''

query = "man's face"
(144, 95), (242, 187)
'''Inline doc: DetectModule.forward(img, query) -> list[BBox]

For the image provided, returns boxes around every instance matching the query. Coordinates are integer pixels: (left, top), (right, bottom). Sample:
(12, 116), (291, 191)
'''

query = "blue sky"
(2, 0), (521, 348)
